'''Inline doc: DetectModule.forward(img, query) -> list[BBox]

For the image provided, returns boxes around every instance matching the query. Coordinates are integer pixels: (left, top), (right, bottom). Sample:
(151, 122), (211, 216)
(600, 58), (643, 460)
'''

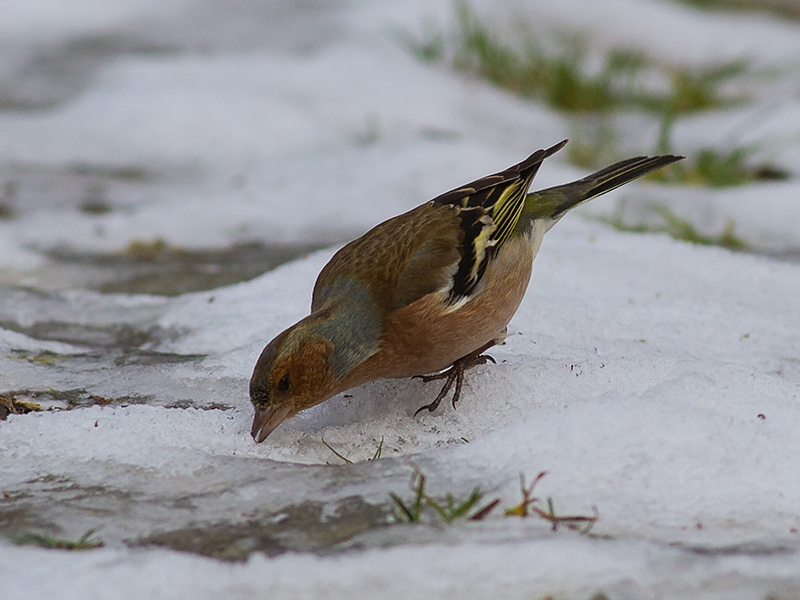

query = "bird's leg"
(413, 340), (497, 416)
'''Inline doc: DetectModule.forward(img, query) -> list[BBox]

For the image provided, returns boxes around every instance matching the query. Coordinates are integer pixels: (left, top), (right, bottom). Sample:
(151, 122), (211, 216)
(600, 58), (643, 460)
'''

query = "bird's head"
(249, 317), (337, 443)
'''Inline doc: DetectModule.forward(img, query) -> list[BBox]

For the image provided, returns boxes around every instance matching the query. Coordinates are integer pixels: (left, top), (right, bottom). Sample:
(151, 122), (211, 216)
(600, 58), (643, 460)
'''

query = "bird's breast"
(364, 233), (538, 379)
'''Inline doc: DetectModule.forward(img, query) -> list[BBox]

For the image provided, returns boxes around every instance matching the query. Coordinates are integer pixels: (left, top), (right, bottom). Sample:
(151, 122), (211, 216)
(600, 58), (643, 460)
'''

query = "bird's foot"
(413, 342), (497, 416)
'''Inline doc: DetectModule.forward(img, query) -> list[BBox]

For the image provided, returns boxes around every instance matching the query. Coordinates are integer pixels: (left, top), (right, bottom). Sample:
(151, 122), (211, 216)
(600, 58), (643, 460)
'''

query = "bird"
(249, 140), (682, 442)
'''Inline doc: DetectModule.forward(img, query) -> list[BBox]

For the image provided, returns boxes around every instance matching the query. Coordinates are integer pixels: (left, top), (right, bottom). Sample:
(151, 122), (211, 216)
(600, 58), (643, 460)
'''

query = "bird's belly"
(375, 235), (535, 378)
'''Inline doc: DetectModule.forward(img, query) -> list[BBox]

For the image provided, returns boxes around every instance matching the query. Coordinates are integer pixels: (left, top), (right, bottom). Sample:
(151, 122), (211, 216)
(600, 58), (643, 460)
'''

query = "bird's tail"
(524, 154), (683, 221)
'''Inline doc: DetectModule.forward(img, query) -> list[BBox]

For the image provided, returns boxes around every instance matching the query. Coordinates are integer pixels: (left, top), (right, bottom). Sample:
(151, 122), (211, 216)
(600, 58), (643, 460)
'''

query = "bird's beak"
(250, 404), (290, 443)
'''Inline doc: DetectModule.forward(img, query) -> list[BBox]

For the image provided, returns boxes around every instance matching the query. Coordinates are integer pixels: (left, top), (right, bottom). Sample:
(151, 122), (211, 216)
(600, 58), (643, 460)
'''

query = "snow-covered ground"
(1, 1), (800, 599)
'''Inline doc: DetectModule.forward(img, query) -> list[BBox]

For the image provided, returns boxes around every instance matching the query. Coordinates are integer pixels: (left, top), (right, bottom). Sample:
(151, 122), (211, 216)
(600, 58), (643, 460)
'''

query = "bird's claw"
(413, 344), (497, 417)
(413, 380), (452, 417)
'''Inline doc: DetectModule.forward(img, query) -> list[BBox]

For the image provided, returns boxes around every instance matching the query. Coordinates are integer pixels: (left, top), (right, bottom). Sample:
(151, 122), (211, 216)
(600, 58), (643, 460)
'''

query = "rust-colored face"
(249, 322), (336, 443)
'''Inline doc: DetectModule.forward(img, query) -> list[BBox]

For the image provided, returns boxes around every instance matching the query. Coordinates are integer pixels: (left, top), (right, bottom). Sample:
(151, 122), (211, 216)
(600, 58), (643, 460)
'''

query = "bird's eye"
(277, 372), (291, 392)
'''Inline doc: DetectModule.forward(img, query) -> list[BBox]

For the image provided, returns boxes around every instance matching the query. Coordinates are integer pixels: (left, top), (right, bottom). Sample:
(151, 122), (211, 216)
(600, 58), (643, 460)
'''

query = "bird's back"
(312, 141), (568, 318)
(312, 202), (463, 316)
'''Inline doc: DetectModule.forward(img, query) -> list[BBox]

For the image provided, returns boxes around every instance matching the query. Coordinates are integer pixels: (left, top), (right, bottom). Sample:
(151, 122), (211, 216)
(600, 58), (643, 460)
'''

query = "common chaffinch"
(250, 140), (682, 442)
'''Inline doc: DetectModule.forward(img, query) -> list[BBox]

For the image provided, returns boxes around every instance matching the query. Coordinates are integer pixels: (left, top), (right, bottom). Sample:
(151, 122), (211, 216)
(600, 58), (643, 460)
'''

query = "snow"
(1, 0), (800, 599)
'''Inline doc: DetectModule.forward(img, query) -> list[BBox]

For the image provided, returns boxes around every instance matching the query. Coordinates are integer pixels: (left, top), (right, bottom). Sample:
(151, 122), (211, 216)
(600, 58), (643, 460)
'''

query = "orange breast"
(354, 234), (535, 381)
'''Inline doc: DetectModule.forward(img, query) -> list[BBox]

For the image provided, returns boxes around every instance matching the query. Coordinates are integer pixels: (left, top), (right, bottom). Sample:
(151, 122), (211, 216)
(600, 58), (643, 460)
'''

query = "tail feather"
(526, 154), (683, 220)
(569, 155), (683, 204)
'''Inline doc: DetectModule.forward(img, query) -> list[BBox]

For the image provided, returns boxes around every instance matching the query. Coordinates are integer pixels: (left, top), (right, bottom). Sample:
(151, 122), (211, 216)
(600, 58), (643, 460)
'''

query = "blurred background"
(2, 2), (800, 593)
(1, 0), (799, 299)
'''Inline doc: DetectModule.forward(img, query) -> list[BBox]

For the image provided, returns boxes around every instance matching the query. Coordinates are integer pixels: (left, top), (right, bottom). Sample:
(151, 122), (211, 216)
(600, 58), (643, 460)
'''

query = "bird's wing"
(430, 139), (567, 304)
(312, 203), (462, 314)
(312, 140), (568, 314)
